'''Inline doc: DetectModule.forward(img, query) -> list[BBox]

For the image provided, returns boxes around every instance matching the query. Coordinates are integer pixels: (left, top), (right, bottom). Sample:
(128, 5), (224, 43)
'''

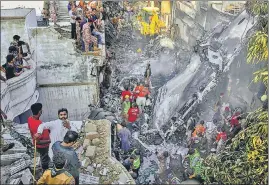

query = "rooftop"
(1, 8), (34, 19)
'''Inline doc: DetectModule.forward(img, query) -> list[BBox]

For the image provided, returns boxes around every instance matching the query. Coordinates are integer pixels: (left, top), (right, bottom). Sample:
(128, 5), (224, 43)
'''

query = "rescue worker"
(122, 155), (135, 171)
(37, 152), (75, 185)
(122, 95), (131, 122)
(205, 119), (217, 152)
(186, 117), (196, 145)
(127, 103), (140, 131)
(185, 148), (202, 179)
(215, 127), (227, 154)
(156, 151), (169, 181)
(229, 112), (241, 137)
(133, 82), (144, 103)
(144, 63), (152, 89)
(0, 109), (15, 153)
(192, 120), (206, 138)
(136, 84), (150, 113)
(131, 149), (142, 176)
(121, 87), (132, 102)
(118, 123), (131, 153)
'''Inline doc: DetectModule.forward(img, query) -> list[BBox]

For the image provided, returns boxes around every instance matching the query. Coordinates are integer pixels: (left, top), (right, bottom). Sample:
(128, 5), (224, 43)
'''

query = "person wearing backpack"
(37, 152), (75, 185)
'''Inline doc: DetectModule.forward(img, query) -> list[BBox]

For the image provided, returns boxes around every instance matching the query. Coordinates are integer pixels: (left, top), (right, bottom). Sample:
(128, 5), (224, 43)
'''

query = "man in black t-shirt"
(4, 55), (23, 80)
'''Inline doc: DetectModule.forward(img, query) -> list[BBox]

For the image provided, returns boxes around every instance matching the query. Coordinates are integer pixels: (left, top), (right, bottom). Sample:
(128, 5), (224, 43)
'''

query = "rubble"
(79, 119), (135, 184)
(1, 123), (40, 184)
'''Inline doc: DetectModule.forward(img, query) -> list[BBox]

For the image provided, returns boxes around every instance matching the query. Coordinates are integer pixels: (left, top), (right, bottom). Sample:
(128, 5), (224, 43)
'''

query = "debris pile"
(1, 122), (39, 185)
(78, 119), (135, 184)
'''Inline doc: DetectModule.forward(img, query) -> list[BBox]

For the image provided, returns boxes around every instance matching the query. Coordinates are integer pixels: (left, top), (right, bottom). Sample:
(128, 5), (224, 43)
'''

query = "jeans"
(92, 30), (103, 45)
(37, 147), (50, 170)
(75, 176), (79, 185)
(71, 23), (76, 39)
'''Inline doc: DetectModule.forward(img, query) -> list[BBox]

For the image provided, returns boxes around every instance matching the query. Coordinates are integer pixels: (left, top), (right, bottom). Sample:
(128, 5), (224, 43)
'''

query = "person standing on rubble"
(136, 84), (150, 113)
(122, 95), (131, 122)
(37, 152), (75, 185)
(121, 87), (132, 102)
(118, 123), (131, 153)
(28, 103), (51, 171)
(205, 119), (217, 152)
(52, 131), (81, 185)
(34, 108), (78, 159)
(131, 149), (142, 176)
(127, 103), (140, 131)
(133, 82), (143, 103)
(0, 109), (15, 153)
(156, 151), (169, 182)
(192, 120), (206, 138)
(144, 63), (152, 89)
(215, 127), (227, 154)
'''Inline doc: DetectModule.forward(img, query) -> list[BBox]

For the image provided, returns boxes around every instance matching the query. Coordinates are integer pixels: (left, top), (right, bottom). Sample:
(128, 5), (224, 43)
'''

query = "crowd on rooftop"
(0, 35), (31, 81)
(66, 0), (105, 52)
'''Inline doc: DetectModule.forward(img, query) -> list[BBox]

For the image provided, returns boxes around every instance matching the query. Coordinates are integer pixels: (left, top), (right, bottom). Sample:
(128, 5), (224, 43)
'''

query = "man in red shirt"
(127, 103), (140, 131)
(216, 127), (227, 142)
(28, 103), (51, 170)
(121, 87), (132, 102)
(229, 112), (241, 137)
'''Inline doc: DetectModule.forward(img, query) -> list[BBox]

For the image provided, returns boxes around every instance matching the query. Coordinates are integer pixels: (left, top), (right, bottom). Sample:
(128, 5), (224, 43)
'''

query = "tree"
(201, 1), (268, 184)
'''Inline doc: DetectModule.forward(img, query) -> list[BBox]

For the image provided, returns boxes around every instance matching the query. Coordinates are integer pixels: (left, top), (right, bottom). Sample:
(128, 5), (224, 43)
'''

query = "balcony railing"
(1, 55), (38, 120)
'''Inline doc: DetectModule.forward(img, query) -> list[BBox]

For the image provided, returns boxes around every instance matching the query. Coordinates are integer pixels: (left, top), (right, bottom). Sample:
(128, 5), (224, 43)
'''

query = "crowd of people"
(0, 102), (81, 184)
(180, 93), (248, 181)
(0, 35), (31, 81)
(67, 0), (105, 52)
(116, 62), (152, 180)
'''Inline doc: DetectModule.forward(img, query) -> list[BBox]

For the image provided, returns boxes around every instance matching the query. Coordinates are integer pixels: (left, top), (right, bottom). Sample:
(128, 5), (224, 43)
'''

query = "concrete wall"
(1, 13), (38, 123)
(30, 27), (99, 121)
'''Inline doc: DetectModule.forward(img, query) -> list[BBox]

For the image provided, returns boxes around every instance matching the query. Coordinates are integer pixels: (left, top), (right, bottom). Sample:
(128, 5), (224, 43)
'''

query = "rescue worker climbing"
(185, 148), (203, 180)
(122, 95), (131, 122)
(131, 149), (142, 176)
(118, 123), (131, 153)
(144, 62), (152, 89)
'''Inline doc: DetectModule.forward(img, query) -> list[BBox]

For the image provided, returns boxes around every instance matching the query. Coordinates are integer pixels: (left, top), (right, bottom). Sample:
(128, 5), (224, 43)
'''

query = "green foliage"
(247, 31), (268, 64)
(246, 0), (268, 16)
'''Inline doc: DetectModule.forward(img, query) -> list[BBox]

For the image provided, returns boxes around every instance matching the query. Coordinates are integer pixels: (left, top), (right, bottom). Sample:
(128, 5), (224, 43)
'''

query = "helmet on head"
(261, 95), (267, 102)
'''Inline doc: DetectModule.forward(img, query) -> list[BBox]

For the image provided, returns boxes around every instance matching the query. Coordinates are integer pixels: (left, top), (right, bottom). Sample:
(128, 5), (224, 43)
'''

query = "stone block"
(92, 138), (101, 146)
(81, 158), (91, 168)
(85, 132), (100, 140)
(85, 123), (97, 132)
(83, 139), (91, 148)
(86, 146), (96, 157)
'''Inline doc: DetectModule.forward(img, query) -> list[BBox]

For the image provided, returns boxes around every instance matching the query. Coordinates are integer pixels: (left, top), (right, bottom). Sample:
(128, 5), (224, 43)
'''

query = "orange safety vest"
(192, 124), (205, 137)
(138, 87), (150, 97)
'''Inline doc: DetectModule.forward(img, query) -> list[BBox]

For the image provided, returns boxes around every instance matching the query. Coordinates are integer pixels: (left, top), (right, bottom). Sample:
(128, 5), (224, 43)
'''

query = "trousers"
(37, 147), (50, 170)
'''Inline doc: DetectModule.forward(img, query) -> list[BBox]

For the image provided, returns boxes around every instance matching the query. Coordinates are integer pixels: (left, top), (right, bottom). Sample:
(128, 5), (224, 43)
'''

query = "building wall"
(30, 27), (99, 122)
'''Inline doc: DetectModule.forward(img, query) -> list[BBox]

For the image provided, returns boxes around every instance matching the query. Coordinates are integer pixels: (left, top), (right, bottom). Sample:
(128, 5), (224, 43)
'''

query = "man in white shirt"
(34, 108), (78, 159)
(69, 6), (77, 39)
